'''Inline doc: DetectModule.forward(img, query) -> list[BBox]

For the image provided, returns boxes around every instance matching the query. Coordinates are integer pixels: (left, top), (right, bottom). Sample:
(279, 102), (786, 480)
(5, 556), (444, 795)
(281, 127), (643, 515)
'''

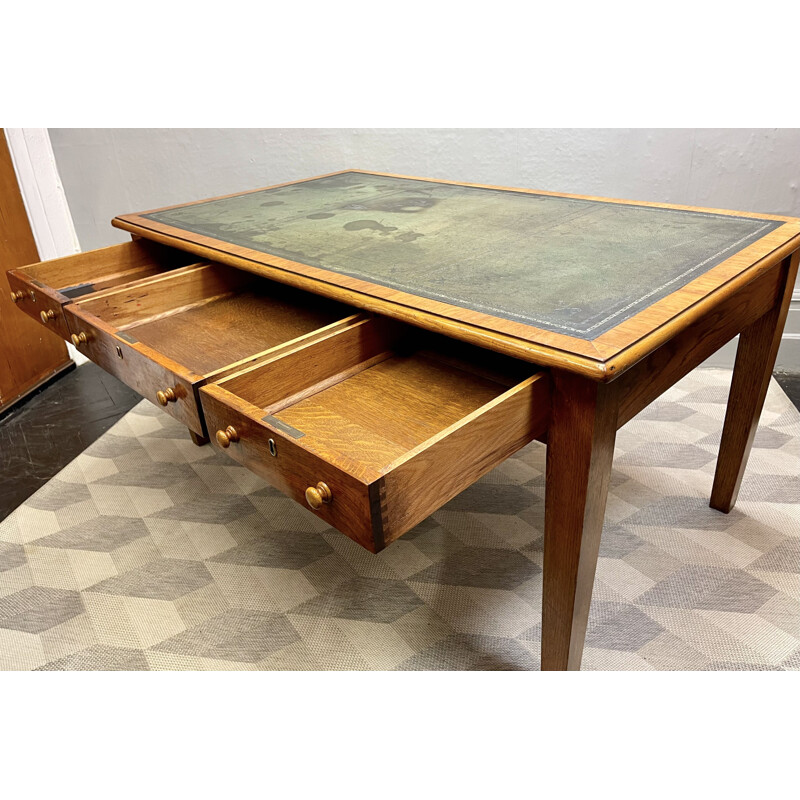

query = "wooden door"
(0, 129), (71, 414)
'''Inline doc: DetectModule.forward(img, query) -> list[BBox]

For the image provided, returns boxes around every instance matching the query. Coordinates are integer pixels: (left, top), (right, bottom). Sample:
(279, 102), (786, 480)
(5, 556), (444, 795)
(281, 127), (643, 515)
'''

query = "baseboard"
(776, 335), (800, 373)
(0, 360), (75, 420)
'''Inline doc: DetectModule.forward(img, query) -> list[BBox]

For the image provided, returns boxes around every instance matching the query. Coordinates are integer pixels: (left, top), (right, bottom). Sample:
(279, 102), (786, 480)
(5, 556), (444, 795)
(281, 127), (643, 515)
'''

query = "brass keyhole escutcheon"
(268, 438), (277, 457)
(156, 388), (177, 406)
(10, 290), (25, 303)
(305, 482), (332, 510)
(40, 309), (55, 323)
(116, 346), (123, 359)
(70, 332), (88, 346)
(215, 426), (239, 448)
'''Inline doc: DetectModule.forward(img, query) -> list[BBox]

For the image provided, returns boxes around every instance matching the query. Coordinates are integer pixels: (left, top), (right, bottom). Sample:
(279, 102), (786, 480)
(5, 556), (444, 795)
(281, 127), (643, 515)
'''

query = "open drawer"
(62, 262), (360, 435)
(200, 318), (551, 551)
(8, 239), (199, 340)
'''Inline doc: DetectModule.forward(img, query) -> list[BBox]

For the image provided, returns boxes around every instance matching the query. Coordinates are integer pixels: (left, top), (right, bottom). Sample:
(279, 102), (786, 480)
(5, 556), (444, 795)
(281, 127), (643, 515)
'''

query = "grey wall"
(48, 128), (800, 369)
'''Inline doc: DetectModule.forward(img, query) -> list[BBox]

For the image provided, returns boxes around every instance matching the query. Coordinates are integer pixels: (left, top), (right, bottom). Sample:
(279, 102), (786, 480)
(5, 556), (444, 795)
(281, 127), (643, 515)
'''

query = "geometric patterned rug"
(1, 368), (798, 670)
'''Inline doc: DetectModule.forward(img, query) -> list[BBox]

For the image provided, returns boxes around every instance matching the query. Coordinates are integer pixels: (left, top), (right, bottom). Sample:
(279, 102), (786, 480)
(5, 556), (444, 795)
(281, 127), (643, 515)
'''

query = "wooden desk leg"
(542, 371), (620, 671)
(710, 252), (799, 513)
(189, 430), (209, 447)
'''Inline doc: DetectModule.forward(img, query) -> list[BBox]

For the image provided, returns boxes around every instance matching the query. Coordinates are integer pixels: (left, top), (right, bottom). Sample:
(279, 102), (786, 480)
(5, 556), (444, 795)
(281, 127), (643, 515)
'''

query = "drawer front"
(8, 271), (73, 340)
(200, 385), (381, 551)
(65, 307), (204, 434)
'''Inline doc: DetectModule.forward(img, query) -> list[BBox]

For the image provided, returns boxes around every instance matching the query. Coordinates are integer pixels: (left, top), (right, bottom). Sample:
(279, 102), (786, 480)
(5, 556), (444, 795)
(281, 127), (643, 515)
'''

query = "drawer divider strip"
(261, 415), (305, 439)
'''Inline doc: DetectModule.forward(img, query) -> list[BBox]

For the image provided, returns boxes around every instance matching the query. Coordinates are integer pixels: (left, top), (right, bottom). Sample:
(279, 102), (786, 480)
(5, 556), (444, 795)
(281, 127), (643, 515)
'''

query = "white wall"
(48, 128), (800, 370)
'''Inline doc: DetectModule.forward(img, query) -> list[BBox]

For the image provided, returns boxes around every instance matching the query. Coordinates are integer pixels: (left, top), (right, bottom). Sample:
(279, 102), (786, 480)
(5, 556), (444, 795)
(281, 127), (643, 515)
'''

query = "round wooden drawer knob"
(10, 290), (25, 303)
(156, 388), (177, 406)
(70, 332), (88, 346)
(305, 482), (332, 509)
(40, 309), (56, 323)
(215, 426), (239, 448)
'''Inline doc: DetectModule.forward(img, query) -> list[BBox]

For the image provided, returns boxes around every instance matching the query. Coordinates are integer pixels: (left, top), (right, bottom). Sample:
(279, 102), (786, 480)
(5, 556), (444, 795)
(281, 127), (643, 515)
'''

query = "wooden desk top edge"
(112, 169), (800, 381)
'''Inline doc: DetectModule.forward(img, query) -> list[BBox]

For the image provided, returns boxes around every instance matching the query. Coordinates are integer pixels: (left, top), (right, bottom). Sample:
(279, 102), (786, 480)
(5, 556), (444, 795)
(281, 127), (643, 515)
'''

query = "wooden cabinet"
(0, 130), (71, 413)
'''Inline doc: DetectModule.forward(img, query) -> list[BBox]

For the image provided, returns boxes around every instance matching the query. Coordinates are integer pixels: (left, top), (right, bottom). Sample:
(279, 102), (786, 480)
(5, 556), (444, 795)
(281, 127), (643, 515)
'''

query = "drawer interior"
(71, 261), (357, 377)
(20, 239), (198, 299)
(218, 318), (536, 472)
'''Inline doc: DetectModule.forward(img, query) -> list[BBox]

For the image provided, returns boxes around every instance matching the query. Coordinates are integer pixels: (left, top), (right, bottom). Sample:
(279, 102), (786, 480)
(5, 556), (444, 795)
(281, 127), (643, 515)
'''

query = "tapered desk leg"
(710, 253), (799, 513)
(542, 371), (620, 671)
(189, 430), (209, 447)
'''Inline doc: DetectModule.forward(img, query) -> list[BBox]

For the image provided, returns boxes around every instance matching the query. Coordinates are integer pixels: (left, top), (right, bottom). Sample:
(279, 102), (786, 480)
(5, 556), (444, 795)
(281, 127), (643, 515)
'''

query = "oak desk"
(8, 170), (800, 670)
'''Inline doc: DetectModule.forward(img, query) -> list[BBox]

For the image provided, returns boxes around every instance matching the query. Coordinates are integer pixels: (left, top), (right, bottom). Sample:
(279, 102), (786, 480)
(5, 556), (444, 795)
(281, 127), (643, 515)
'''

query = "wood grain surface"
(381, 373), (550, 543)
(64, 304), (205, 433)
(65, 266), (365, 436)
(542, 370), (620, 670)
(11, 239), (195, 299)
(73, 262), (355, 376)
(200, 381), (382, 551)
(615, 258), (785, 428)
(203, 316), (549, 550)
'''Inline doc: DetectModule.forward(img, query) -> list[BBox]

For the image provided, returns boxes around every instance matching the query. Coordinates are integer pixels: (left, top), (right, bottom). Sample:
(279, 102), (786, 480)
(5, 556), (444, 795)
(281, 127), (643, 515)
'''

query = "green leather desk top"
(133, 172), (784, 340)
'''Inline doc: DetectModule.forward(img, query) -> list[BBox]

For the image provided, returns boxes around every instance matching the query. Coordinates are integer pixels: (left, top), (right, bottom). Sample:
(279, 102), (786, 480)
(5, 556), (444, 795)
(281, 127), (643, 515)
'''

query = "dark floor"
(775, 372), (800, 412)
(1, 362), (799, 523)
(0, 362), (141, 520)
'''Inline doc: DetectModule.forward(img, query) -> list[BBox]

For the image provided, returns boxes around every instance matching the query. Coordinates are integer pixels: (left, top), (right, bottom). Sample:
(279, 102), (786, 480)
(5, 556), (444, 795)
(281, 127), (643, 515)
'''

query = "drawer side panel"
(380, 373), (551, 544)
